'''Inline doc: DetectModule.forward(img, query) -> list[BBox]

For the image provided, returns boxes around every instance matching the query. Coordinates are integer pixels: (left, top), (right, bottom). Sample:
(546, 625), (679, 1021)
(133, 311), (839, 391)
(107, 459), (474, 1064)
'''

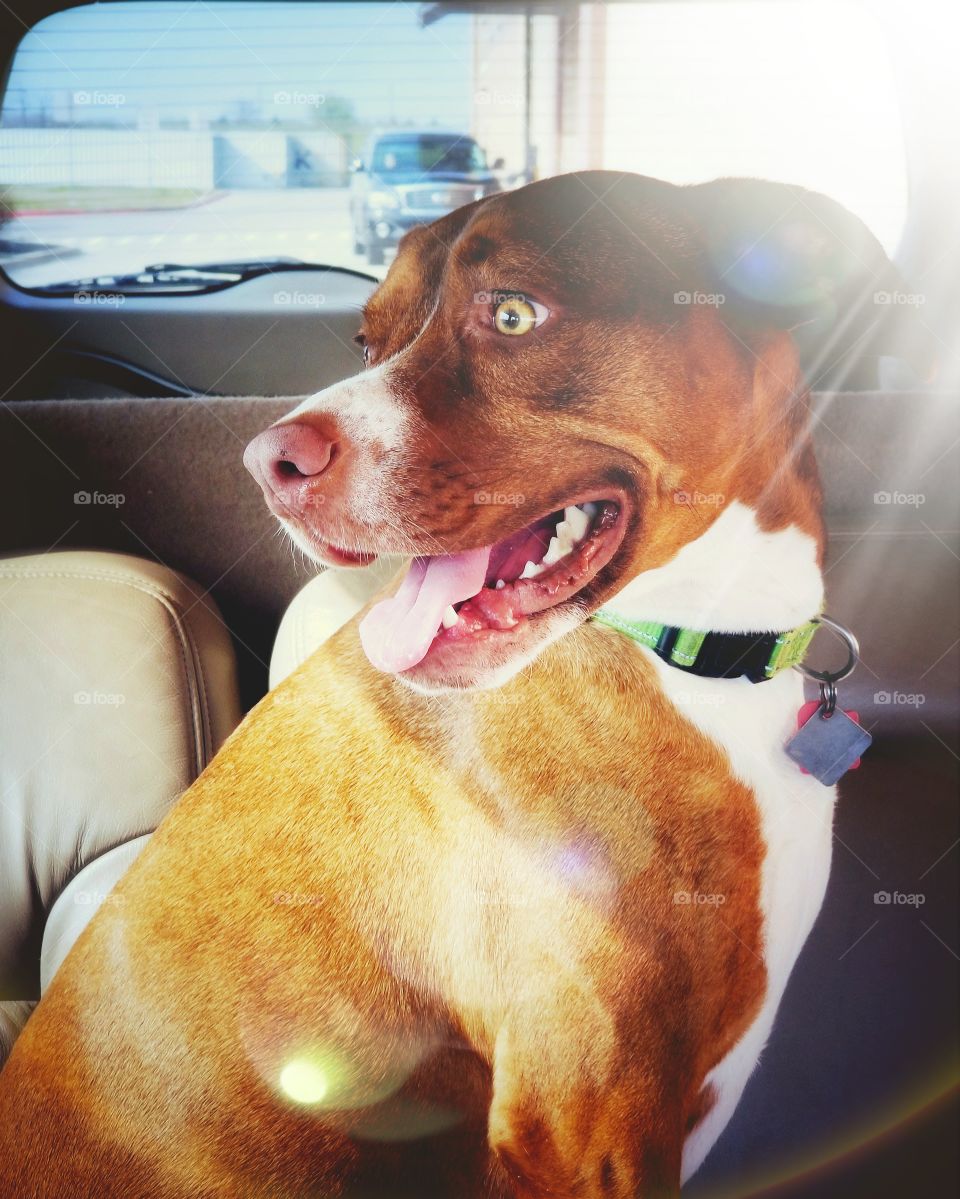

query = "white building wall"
(471, 10), (559, 181)
(0, 129), (348, 191)
(0, 129), (215, 188)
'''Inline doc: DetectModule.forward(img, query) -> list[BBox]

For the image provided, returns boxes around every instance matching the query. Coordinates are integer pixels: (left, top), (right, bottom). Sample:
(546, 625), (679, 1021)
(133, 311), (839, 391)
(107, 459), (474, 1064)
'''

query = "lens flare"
(278, 1057), (329, 1105)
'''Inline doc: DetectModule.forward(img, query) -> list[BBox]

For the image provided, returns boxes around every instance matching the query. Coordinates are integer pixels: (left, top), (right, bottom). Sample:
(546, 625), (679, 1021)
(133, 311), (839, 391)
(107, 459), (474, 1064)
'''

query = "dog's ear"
(685, 178), (936, 388)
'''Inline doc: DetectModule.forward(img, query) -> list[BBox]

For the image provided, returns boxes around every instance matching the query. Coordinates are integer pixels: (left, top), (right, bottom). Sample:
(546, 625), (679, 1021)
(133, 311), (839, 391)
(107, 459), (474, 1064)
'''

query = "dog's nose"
(243, 421), (334, 504)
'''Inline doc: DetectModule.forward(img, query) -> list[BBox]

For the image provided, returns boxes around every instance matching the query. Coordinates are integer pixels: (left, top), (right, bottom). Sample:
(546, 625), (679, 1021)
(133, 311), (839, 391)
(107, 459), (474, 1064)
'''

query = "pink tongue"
(359, 547), (492, 673)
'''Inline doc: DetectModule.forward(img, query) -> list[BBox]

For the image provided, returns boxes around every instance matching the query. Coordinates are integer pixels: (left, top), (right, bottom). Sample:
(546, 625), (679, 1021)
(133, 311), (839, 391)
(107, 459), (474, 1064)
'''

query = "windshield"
(371, 137), (488, 176)
(0, 0), (907, 288)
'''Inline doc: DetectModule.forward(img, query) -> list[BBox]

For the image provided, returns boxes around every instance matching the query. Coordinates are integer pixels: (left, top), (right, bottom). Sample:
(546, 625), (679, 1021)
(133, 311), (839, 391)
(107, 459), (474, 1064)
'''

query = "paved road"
(3, 189), (389, 287)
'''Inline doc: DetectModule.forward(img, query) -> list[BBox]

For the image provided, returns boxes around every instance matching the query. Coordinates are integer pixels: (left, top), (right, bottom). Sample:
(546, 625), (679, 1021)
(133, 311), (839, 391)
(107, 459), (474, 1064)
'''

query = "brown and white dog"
(0, 172), (900, 1197)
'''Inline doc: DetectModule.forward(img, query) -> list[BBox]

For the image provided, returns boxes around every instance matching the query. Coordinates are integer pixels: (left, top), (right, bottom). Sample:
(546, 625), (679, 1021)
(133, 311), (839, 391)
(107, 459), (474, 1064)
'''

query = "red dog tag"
(794, 700), (863, 774)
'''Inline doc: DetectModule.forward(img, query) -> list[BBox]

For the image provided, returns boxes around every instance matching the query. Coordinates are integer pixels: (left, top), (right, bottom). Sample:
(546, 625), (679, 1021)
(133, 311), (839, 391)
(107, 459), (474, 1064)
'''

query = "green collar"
(591, 610), (819, 683)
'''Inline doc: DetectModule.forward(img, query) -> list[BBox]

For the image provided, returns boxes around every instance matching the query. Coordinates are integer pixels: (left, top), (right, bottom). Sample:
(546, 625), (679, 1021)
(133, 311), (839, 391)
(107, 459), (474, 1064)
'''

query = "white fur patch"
(285, 294), (441, 459)
(594, 503), (829, 1179)
(286, 361), (409, 453)
(278, 304), (446, 546)
(611, 501), (823, 633)
(601, 505), (834, 1181)
(665, 662), (835, 1182)
(276, 362), (414, 542)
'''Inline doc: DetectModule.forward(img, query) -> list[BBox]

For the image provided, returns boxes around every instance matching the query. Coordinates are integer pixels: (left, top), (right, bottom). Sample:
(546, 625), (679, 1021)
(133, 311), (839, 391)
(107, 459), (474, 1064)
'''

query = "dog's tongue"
(359, 547), (491, 672)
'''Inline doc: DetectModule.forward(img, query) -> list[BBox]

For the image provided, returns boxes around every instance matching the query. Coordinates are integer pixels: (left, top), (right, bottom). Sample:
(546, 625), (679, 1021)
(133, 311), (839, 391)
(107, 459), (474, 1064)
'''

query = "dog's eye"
(492, 295), (548, 336)
(354, 332), (372, 365)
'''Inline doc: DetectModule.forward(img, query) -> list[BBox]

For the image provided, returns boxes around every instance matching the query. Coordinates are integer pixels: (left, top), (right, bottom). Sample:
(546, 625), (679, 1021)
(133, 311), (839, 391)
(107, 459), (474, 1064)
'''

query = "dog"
(0, 171), (902, 1197)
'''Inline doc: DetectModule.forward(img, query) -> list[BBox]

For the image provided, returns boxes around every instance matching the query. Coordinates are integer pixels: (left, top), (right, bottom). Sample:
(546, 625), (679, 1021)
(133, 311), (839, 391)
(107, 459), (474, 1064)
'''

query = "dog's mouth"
(359, 497), (626, 675)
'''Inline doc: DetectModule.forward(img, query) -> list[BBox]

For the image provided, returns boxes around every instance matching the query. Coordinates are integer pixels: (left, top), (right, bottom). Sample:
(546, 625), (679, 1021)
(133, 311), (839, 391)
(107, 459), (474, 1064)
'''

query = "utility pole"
(524, 4), (534, 181)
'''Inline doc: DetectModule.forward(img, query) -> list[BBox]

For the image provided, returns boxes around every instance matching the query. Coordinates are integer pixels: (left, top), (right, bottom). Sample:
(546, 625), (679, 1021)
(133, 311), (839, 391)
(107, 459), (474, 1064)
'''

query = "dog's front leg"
(486, 1011), (683, 1199)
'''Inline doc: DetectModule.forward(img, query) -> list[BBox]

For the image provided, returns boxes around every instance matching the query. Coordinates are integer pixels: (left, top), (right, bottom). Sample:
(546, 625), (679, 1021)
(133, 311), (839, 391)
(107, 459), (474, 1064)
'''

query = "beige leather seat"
(0, 549), (393, 1067)
(268, 556), (399, 690)
(0, 551), (241, 1062)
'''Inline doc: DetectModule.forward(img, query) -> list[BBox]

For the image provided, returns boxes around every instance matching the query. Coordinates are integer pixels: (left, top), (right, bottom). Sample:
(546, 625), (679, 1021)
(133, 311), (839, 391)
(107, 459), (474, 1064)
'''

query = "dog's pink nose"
(243, 421), (334, 504)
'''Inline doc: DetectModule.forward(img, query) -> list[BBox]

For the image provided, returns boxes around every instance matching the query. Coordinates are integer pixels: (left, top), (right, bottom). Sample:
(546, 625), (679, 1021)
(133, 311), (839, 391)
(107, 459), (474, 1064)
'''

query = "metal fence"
(0, 128), (349, 190)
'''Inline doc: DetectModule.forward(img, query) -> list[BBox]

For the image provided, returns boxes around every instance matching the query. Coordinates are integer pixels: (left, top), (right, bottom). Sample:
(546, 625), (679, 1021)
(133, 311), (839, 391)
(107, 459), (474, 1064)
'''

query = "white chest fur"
(608, 502), (835, 1180)
(651, 660), (836, 1181)
(612, 501), (824, 634)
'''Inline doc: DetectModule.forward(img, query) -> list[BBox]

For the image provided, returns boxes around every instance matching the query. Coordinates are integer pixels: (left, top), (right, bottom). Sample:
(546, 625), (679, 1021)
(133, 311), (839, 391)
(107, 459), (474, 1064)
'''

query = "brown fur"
(0, 171), (886, 1196)
(321, 175), (826, 628)
(0, 628), (763, 1198)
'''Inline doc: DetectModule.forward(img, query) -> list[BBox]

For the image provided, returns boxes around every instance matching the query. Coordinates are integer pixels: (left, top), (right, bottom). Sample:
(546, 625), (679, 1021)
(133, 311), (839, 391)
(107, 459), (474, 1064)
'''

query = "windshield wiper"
(33, 256), (361, 295)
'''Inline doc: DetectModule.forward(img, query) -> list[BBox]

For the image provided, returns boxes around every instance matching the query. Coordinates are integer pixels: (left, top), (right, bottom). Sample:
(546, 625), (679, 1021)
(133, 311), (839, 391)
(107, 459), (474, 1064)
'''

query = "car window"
(371, 136), (487, 175)
(0, 0), (907, 286)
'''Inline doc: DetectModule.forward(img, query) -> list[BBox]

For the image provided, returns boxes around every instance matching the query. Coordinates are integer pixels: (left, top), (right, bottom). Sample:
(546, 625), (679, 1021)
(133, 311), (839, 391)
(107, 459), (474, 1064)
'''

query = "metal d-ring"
(794, 615), (861, 719)
(818, 677), (839, 718)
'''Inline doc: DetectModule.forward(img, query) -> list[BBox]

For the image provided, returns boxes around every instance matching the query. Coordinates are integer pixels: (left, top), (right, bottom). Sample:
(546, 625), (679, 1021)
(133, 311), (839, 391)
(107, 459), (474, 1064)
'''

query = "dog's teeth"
(541, 536), (566, 566)
(440, 604), (459, 629)
(519, 559), (544, 579)
(580, 502), (599, 519)
(494, 579), (505, 589)
(564, 505), (590, 541)
(553, 520), (575, 552)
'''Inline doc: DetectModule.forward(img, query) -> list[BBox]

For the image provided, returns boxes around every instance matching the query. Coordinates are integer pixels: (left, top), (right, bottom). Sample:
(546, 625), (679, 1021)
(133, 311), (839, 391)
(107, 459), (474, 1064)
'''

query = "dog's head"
(245, 171), (909, 691)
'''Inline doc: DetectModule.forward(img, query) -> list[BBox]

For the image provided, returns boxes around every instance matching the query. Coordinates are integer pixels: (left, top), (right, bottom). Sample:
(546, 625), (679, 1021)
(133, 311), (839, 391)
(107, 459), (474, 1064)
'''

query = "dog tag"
(794, 700), (865, 772)
(785, 702), (872, 785)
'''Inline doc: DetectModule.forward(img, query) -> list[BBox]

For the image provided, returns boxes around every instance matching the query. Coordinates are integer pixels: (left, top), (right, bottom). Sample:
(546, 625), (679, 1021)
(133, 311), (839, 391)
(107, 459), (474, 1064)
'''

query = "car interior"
(0, 2), (956, 1196)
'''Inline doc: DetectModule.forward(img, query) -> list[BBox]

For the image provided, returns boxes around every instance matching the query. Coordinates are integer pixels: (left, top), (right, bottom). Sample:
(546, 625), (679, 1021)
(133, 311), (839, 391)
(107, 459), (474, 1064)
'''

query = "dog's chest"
(428, 641), (834, 1178)
(641, 655), (837, 1179)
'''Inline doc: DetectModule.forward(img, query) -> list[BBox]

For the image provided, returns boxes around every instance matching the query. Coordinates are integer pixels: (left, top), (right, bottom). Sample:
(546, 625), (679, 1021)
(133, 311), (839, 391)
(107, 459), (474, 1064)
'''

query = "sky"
(1, 1), (475, 128)
(0, 0), (909, 251)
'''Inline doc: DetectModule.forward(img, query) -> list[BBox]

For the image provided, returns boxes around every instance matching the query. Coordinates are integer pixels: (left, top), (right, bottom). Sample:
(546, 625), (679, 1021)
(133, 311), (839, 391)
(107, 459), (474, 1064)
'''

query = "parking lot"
(3, 188), (387, 287)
